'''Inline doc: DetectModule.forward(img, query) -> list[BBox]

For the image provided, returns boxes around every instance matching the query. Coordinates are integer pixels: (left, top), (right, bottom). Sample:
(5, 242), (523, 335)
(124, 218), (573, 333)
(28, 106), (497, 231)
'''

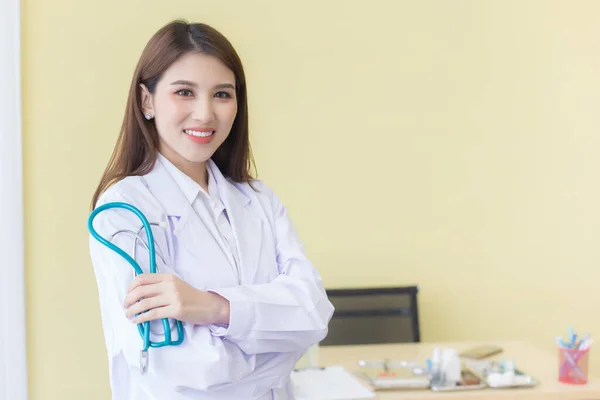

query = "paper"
(291, 366), (375, 400)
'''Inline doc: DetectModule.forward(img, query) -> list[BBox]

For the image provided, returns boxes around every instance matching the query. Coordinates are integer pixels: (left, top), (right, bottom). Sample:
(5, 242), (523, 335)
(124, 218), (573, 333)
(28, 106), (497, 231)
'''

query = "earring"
(144, 113), (153, 120)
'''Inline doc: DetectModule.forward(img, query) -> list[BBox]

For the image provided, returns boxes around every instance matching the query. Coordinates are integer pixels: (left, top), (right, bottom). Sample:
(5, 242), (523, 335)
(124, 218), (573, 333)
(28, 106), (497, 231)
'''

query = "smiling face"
(140, 51), (238, 176)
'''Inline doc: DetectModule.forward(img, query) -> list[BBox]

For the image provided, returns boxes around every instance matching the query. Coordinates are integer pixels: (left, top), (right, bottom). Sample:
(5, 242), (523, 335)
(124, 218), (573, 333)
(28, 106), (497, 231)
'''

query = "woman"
(89, 20), (334, 400)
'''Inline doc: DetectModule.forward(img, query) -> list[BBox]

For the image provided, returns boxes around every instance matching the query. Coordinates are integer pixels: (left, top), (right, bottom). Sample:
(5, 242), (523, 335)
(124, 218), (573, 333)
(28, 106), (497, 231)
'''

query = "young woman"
(89, 20), (334, 400)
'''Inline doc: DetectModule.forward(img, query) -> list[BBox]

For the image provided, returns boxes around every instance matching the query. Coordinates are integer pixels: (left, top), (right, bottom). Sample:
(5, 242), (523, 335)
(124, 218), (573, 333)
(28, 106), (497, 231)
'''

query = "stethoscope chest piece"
(140, 349), (149, 375)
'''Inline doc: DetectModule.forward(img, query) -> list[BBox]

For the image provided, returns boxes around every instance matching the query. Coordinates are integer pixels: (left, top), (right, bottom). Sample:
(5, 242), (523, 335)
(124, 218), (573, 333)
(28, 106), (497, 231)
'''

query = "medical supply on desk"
(88, 202), (185, 374)
(428, 347), (487, 392)
(435, 348), (461, 384)
(357, 359), (430, 389)
(463, 359), (538, 389)
(349, 344), (545, 393)
(356, 348), (484, 392)
(557, 327), (592, 384)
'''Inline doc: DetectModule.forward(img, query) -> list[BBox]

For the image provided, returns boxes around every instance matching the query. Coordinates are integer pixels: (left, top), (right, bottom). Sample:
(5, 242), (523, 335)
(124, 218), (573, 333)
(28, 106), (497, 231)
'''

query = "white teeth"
(184, 129), (214, 137)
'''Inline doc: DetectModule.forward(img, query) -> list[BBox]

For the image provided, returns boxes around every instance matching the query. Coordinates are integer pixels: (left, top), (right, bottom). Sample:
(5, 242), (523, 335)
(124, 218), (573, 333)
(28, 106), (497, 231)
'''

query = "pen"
(556, 337), (568, 348)
(577, 334), (590, 349)
(568, 326), (575, 348)
(579, 339), (593, 351)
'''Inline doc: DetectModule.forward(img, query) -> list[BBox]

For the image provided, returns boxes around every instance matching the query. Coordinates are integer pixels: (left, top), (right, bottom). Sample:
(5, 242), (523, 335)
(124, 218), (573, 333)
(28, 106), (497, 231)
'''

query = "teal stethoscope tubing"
(88, 202), (184, 354)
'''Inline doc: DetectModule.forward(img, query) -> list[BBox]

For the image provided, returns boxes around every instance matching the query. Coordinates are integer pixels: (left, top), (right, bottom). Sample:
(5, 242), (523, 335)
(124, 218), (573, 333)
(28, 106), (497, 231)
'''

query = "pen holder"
(558, 347), (589, 385)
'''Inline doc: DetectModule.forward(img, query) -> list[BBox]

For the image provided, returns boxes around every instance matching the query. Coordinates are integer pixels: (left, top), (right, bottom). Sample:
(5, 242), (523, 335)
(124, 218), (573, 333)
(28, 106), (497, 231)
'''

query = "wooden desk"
(319, 341), (600, 400)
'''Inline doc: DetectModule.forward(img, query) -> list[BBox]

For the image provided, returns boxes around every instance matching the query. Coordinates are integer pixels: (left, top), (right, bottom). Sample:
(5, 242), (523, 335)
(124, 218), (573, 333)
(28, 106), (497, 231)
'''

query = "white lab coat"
(89, 157), (334, 400)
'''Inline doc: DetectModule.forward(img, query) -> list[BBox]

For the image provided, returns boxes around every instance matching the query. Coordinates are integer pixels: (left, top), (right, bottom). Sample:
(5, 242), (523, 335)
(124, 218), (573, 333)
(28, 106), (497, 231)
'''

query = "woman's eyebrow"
(214, 83), (235, 90)
(170, 80), (235, 90)
(170, 80), (197, 87)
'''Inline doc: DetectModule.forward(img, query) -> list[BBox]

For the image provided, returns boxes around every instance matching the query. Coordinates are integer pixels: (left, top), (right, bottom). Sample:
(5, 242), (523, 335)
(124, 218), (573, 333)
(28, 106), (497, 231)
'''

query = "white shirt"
(158, 153), (241, 283)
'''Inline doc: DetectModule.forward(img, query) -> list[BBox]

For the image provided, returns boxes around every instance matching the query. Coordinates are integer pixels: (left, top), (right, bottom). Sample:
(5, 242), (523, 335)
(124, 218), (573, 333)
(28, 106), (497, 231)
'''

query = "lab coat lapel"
(142, 157), (191, 219)
(142, 158), (233, 280)
(208, 160), (262, 284)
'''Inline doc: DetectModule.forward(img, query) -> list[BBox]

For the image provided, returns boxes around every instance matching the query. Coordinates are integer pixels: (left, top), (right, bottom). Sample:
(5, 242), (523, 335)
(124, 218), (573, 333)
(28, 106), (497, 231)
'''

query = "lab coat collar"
(143, 155), (250, 217)
(142, 155), (261, 284)
(142, 156), (189, 218)
(206, 159), (251, 210)
(156, 152), (203, 206)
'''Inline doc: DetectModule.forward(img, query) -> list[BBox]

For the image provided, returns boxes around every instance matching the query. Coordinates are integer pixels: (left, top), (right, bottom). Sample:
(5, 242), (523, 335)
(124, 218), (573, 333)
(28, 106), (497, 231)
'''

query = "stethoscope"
(88, 202), (185, 374)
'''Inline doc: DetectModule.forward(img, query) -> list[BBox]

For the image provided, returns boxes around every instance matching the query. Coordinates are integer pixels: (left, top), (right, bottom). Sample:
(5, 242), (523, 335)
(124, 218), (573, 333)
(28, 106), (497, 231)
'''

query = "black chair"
(320, 286), (421, 346)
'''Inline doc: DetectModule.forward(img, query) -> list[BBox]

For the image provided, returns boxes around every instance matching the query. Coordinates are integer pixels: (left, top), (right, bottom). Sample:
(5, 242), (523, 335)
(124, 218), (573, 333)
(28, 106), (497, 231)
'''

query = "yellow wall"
(22, 0), (600, 398)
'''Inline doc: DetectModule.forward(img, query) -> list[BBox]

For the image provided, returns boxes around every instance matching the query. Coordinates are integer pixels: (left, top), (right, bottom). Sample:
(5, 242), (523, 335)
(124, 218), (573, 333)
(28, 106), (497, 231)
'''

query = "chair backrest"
(320, 286), (420, 346)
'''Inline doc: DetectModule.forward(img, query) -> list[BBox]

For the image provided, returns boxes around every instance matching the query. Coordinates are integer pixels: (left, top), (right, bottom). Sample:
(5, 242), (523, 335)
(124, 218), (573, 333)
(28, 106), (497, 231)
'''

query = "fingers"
(123, 274), (182, 324)
(124, 282), (163, 308)
(126, 295), (170, 319)
(127, 273), (172, 293)
(132, 305), (176, 324)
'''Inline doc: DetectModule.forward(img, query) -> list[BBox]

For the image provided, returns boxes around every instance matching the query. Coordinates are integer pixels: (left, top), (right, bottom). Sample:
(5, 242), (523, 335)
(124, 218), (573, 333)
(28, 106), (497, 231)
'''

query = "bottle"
(430, 348), (445, 387)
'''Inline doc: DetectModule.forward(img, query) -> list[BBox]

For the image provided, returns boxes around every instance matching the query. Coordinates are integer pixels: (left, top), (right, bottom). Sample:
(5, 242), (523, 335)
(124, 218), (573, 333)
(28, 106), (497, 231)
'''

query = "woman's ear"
(139, 84), (154, 119)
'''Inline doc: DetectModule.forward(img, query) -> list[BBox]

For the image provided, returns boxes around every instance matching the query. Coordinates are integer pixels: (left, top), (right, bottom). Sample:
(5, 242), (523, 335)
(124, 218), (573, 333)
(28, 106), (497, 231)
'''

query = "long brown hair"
(91, 20), (255, 209)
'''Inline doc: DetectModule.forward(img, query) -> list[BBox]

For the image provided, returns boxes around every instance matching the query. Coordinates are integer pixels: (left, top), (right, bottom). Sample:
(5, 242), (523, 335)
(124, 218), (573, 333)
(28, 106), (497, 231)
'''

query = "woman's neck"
(158, 147), (208, 191)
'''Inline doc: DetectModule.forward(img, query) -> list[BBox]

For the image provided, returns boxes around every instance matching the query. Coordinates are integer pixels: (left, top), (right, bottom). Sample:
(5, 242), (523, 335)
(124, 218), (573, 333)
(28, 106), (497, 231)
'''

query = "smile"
(184, 129), (215, 137)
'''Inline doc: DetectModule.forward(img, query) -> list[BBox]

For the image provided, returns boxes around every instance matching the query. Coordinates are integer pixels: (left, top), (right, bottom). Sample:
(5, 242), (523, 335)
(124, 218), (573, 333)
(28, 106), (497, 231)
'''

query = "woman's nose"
(191, 97), (215, 123)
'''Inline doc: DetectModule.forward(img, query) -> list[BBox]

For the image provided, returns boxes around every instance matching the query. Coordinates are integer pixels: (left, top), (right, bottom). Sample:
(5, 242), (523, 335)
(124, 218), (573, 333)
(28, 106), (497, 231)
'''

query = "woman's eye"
(176, 89), (193, 97)
(214, 91), (232, 99)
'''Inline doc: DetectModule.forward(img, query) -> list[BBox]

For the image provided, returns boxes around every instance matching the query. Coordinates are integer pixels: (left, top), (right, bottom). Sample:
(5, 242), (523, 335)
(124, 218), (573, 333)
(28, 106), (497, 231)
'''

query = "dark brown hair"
(91, 20), (255, 209)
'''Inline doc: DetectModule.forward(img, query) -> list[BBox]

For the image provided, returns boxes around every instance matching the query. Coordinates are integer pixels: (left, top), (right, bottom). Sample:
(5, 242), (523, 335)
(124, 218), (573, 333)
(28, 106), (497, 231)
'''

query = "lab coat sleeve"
(207, 182), (335, 355)
(88, 186), (292, 392)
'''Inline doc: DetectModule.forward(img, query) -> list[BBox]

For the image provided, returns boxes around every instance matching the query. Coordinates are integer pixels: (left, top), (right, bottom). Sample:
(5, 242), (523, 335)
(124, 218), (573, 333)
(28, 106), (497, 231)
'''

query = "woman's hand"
(123, 273), (230, 326)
